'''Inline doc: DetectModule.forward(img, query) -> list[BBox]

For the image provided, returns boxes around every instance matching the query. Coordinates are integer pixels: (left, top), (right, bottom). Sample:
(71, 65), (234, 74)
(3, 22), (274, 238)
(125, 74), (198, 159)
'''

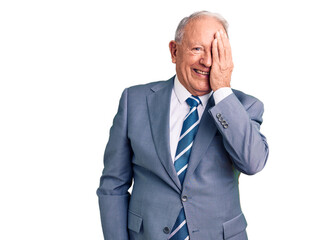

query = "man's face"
(169, 16), (225, 96)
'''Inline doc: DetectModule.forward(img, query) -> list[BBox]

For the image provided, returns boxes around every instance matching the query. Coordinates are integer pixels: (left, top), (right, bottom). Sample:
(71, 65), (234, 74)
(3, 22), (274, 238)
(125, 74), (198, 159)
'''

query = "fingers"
(212, 37), (219, 64)
(215, 29), (233, 68)
(217, 31), (226, 64)
(221, 30), (233, 63)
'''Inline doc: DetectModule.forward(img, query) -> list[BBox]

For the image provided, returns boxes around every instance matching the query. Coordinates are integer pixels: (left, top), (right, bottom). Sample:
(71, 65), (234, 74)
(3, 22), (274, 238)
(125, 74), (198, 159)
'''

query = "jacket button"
(163, 227), (170, 234)
(182, 195), (188, 202)
(216, 113), (221, 118)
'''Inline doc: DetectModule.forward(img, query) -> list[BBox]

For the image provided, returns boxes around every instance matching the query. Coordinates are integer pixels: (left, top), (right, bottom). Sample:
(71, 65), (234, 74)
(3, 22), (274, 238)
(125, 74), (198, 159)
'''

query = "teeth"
(195, 69), (209, 75)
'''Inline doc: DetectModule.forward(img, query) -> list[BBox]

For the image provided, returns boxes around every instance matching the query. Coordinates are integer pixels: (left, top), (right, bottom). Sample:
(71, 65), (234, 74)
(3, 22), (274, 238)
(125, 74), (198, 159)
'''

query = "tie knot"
(186, 95), (201, 108)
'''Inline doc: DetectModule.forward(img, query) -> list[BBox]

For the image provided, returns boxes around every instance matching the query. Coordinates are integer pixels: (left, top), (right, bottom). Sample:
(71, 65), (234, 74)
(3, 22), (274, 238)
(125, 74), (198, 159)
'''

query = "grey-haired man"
(97, 11), (269, 240)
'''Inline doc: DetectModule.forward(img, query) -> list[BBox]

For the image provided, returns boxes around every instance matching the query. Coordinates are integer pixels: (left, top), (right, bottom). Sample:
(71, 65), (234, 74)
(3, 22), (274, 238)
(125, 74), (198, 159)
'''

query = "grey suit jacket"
(97, 76), (269, 240)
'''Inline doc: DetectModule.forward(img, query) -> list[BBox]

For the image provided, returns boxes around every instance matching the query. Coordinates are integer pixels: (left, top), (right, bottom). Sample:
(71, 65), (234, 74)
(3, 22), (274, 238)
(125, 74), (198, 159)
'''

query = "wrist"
(211, 83), (231, 92)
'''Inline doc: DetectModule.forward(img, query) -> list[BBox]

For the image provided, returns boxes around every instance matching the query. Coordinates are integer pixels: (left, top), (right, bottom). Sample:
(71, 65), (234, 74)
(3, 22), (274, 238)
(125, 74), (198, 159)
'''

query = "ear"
(169, 40), (178, 64)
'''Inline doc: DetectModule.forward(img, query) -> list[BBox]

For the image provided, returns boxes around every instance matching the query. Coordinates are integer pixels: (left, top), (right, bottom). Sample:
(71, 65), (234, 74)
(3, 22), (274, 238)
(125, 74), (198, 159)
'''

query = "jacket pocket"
(128, 210), (143, 233)
(223, 213), (247, 239)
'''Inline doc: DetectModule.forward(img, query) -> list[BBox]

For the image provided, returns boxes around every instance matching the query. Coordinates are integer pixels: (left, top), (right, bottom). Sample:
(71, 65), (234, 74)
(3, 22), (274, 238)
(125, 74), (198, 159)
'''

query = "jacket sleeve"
(97, 88), (133, 240)
(208, 93), (269, 175)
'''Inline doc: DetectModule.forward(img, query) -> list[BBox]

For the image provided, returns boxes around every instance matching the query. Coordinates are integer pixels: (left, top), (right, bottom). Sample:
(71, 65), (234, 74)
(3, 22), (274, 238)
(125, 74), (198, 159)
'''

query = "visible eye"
(193, 47), (202, 51)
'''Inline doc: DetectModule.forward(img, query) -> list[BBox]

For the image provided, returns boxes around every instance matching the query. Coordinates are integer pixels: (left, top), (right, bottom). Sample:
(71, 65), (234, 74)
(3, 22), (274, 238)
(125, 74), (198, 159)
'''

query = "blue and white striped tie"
(169, 95), (201, 240)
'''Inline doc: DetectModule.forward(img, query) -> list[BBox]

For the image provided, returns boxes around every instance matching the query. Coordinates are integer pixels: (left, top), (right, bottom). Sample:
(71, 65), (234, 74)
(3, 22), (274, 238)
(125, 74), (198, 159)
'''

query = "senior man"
(97, 10), (269, 240)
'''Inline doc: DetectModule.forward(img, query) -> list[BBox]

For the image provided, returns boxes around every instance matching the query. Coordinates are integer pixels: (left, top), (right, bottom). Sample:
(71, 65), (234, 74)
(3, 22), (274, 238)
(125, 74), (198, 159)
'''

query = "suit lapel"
(147, 77), (182, 192)
(183, 97), (217, 186)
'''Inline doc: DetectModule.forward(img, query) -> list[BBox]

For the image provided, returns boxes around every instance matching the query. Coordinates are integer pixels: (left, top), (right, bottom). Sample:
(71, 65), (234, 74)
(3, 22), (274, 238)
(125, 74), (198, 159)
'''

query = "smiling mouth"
(194, 69), (210, 76)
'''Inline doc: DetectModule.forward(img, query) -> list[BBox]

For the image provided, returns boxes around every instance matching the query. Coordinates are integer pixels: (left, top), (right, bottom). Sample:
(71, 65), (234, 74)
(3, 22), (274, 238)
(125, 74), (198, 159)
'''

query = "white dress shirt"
(169, 76), (233, 162)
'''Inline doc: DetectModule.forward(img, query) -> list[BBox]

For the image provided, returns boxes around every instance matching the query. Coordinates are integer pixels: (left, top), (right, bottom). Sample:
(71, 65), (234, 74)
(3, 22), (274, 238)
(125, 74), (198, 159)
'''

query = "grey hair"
(174, 11), (229, 43)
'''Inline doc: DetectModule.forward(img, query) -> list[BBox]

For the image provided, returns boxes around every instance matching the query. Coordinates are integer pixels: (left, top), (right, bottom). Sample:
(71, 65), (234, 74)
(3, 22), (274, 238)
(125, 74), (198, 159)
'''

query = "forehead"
(182, 16), (224, 45)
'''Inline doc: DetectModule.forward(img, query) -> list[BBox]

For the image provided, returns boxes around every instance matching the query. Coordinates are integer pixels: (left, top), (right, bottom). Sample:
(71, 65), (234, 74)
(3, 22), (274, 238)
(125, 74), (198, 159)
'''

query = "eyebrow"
(187, 41), (205, 47)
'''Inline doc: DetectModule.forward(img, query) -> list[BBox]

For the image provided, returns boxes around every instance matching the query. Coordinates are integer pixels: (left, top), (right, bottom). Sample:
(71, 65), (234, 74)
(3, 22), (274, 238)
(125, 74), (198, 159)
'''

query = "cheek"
(177, 54), (201, 77)
(182, 53), (200, 66)
(179, 62), (192, 76)
(184, 58), (200, 73)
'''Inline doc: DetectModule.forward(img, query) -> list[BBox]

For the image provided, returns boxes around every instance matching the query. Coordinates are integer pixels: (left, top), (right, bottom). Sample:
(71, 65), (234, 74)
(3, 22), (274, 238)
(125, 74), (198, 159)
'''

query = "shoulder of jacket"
(126, 76), (174, 95)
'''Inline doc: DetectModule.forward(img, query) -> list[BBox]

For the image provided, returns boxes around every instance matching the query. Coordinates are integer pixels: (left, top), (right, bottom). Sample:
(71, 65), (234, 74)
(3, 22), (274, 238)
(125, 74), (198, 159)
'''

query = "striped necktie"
(169, 95), (201, 240)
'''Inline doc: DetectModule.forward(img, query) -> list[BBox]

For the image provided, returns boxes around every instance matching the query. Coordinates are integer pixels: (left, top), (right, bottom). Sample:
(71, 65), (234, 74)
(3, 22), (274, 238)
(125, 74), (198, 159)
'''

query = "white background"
(1, 0), (330, 239)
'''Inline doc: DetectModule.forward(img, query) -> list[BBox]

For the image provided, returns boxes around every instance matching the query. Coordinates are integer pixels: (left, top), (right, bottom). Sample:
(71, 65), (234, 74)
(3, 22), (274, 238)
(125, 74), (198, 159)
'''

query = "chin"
(193, 86), (211, 96)
(195, 83), (211, 94)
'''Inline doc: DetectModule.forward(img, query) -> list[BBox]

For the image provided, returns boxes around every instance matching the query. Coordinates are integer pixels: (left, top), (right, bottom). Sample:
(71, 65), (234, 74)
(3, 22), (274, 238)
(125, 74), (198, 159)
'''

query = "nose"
(200, 51), (212, 67)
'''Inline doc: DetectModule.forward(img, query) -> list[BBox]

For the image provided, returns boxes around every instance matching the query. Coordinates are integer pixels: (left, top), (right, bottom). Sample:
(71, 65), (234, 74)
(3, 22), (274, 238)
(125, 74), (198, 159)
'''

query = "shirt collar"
(174, 75), (212, 107)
